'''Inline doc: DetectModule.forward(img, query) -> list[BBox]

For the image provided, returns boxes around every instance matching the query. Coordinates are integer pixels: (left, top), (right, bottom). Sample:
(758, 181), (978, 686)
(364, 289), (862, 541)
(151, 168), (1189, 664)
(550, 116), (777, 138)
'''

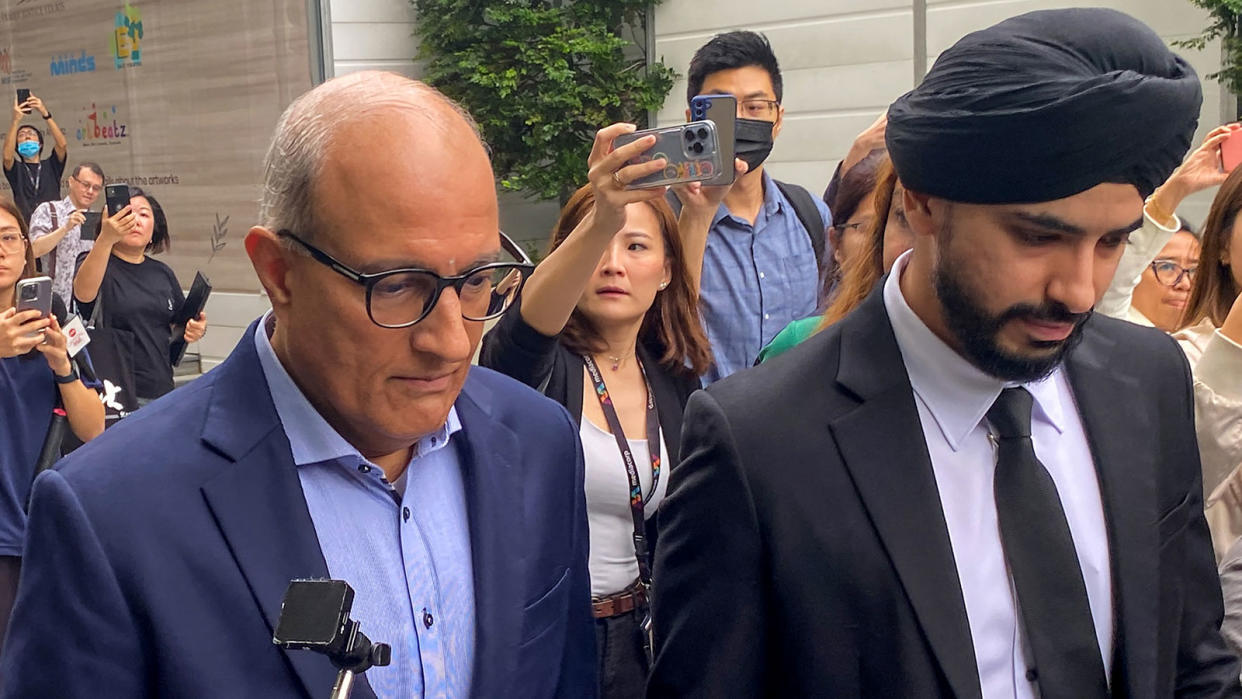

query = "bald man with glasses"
(1, 72), (597, 699)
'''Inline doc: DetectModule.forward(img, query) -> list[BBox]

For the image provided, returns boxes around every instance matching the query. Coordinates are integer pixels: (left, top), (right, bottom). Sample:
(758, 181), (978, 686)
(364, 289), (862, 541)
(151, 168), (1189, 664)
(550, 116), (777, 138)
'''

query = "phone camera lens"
(696, 128), (708, 140)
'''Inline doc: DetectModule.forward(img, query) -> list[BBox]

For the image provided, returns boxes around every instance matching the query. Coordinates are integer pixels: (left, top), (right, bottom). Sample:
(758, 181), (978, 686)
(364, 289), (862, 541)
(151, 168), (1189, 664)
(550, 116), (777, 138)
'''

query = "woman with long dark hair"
(72, 186), (207, 404)
(758, 156), (914, 362)
(481, 123), (732, 698)
(0, 194), (102, 645)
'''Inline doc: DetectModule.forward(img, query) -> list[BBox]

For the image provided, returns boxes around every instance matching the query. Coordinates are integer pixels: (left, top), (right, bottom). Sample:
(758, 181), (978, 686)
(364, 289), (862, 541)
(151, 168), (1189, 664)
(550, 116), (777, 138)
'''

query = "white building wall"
(200, 0), (1223, 369)
(654, 0), (1221, 223)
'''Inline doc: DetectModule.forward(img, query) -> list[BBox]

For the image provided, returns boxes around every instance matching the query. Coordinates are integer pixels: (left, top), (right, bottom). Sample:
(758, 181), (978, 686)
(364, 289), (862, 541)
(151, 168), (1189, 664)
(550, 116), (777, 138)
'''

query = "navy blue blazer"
(0, 320), (597, 698)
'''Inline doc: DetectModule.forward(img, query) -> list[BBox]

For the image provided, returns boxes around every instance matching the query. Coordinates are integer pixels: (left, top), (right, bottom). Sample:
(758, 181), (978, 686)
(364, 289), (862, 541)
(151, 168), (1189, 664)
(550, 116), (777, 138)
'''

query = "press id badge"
(63, 314), (91, 358)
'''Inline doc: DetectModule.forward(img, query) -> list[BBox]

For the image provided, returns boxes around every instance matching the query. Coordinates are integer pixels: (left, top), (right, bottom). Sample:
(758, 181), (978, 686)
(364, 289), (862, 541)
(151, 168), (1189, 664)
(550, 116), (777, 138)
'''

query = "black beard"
(933, 253), (1089, 383)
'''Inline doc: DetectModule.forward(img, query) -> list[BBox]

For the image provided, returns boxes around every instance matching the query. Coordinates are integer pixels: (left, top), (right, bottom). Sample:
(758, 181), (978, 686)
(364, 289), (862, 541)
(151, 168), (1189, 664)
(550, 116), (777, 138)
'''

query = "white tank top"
(579, 416), (669, 597)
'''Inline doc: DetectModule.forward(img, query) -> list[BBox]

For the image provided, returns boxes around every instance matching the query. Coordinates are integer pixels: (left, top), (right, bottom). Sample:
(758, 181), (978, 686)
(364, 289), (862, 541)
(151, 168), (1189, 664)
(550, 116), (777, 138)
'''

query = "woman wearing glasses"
(1129, 222), (1200, 332)
(480, 123), (734, 699)
(0, 195), (102, 646)
(72, 187), (207, 405)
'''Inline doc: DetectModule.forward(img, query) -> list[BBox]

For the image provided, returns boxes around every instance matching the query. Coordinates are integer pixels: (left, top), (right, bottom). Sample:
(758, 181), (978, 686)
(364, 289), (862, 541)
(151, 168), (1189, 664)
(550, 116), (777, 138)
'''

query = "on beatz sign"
(0, 0), (313, 292)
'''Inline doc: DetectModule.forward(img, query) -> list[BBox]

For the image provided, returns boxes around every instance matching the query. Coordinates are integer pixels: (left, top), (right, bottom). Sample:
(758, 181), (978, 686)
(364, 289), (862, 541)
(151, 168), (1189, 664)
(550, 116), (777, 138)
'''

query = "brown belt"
(592, 582), (647, 619)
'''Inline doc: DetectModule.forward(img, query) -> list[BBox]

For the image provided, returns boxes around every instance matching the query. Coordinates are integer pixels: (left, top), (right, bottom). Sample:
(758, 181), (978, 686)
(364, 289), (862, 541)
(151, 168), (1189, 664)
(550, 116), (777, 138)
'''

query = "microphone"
(273, 579), (391, 699)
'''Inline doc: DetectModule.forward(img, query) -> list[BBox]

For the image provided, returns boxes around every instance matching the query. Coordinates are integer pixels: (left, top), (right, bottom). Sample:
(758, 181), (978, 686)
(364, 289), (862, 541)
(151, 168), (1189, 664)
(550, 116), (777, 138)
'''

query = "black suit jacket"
(648, 286), (1240, 698)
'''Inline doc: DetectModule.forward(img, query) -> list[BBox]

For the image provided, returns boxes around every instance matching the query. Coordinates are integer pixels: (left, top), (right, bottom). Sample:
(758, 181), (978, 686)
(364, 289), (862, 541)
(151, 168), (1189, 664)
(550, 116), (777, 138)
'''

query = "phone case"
(15, 276), (53, 324)
(692, 95), (737, 186)
(105, 184), (130, 215)
(613, 121), (723, 189)
(1223, 131), (1242, 173)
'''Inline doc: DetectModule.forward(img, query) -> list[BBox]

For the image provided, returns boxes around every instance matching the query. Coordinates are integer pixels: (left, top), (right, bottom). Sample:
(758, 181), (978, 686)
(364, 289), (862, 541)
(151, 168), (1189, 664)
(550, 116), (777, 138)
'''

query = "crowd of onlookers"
(0, 9), (1241, 698)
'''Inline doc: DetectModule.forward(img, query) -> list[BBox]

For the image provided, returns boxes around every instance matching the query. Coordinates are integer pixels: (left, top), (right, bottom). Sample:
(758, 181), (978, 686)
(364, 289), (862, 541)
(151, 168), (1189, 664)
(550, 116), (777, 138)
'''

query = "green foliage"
(1176, 0), (1242, 97)
(413, 0), (677, 202)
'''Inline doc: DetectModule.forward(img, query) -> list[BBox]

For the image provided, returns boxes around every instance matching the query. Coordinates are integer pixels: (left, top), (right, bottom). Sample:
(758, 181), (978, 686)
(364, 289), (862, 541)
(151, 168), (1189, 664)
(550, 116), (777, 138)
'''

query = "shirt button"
(423, 609), (434, 628)
(402, 507), (411, 522)
(358, 464), (371, 474)
(1025, 668), (1038, 682)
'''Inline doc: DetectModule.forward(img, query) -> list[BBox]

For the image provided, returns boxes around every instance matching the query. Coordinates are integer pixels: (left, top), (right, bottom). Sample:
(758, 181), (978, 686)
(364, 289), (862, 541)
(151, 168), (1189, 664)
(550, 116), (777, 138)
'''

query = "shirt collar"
(253, 311), (461, 468)
(711, 170), (785, 227)
(882, 251), (1066, 451)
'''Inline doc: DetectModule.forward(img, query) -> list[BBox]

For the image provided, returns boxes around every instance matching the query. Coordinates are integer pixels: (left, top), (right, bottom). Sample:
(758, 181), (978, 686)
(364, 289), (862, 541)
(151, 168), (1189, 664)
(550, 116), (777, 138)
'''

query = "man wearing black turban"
(649, 8), (1241, 699)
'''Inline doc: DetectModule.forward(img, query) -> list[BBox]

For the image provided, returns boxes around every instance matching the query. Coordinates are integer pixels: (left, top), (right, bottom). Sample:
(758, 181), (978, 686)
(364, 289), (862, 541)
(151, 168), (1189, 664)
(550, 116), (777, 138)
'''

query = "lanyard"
(23, 161), (41, 192)
(582, 354), (660, 586)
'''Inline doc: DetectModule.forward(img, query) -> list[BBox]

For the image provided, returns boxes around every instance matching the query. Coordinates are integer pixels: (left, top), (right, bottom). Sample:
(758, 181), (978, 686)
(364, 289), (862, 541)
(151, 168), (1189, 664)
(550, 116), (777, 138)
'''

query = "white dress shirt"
(883, 251), (1114, 699)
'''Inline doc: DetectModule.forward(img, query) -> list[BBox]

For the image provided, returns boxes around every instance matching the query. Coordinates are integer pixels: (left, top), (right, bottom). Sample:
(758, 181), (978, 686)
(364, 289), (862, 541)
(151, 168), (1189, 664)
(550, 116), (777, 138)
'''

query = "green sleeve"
(756, 316), (821, 364)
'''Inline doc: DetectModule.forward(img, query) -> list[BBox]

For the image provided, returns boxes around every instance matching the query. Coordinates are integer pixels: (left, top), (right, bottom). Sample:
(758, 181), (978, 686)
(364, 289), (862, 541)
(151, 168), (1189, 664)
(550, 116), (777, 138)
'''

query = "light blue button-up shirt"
(699, 171), (829, 384)
(254, 313), (475, 698)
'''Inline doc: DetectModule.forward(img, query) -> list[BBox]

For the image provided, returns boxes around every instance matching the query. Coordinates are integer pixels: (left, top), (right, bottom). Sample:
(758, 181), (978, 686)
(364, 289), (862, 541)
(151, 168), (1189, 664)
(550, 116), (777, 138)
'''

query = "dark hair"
(686, 31), (783, 104)
(71, 162), (105, 180)
(0, 195), (37, 290)
(13, 124), (43, 154)
(818, 157), (900, 331)
(1181, 166), (1242, 329)
(548, 185), (713, 377)
(127, 186), (171, 254)
(822, 150), (886, 295)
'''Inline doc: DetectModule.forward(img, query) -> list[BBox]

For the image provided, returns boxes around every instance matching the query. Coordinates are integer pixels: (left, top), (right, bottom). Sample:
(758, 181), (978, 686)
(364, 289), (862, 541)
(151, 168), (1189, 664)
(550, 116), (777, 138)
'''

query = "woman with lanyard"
(481, 123), (735, 698)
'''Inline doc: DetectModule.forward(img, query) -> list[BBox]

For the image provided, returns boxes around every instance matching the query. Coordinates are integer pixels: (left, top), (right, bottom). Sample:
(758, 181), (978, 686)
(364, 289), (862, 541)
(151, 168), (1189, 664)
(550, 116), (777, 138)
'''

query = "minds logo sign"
(50, 50), (96, 76)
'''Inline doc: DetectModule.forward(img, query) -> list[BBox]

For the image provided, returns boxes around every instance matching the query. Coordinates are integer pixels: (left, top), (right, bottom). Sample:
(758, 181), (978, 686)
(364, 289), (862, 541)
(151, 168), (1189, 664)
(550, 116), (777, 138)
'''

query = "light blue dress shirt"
(698, 171), (829, 384)
(253, 313), (476, 698)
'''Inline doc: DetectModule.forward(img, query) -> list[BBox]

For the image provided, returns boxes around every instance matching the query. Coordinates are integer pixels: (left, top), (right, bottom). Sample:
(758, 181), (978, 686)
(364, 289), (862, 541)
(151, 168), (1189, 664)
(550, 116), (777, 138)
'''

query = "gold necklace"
(601, 350), (634, 371)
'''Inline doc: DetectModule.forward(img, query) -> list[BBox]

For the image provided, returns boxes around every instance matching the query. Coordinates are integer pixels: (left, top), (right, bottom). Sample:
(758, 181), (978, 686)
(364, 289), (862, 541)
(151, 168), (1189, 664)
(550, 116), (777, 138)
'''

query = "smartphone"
(80, 210), (102, 241)
(1223, 130), (1242, 172)
(15, 88), (30, 107)
(691, 94), (737, 186)
(612, 120), (723, 189)
(15, 276), (52, 337)
(104, 183), (131, 216)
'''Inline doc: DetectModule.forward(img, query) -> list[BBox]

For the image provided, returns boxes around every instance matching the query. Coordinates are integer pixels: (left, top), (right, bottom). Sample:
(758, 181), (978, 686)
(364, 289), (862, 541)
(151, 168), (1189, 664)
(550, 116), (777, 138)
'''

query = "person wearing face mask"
(480, 123), (734, 698)
(2, 95), (68, 224)
(682, 31), (831, 383)
(71, 187), (207, 405)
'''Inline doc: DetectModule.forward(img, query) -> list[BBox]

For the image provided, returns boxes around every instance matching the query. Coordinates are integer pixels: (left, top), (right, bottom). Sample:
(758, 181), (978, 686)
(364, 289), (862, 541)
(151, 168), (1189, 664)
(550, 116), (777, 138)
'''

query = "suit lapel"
(1066, 319), (1157, 698)
(828, 288), (983, 699)
(455, 374), (525, 699)
(197, 324), (372, 699)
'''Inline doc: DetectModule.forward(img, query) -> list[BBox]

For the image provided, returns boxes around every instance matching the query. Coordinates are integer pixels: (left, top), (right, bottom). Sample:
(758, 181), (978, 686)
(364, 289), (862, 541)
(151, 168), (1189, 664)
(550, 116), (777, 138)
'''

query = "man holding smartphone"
(681, 31), (831, 383)
(2, 93), (68, 224)
(28, 162), (104, 308)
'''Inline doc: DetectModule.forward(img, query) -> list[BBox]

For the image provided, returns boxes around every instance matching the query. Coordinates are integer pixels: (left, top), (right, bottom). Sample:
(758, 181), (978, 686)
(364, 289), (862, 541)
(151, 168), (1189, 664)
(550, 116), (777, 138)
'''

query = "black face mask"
(734, 117), (775, 170)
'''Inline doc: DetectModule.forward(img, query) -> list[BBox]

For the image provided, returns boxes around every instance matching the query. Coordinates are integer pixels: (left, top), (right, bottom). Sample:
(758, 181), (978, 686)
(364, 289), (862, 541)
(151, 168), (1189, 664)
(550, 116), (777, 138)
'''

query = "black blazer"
(648, 285), (1240, 698)
(479, 308), (701, 467)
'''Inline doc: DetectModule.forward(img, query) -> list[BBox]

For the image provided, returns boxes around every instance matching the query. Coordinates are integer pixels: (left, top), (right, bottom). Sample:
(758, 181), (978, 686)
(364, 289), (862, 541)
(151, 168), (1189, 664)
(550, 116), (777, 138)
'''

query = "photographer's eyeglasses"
(278, 230), (534, 329)
(1149, 259), (1197, 288)
(0, 232), (26, 254)
(740, 99), (780, 120)
(70, 175), (103, 193)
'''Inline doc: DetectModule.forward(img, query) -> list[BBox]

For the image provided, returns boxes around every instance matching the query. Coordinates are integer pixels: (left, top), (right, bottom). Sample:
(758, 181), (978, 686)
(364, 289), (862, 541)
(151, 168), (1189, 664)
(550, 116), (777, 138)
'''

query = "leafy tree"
(413, 0), (676, 202)
(1176, 0), (1242, 115)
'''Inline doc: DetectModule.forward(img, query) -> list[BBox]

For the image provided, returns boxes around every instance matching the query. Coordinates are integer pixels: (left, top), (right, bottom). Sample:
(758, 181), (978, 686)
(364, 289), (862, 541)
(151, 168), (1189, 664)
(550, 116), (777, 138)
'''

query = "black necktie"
(988, 387), (1108, 699)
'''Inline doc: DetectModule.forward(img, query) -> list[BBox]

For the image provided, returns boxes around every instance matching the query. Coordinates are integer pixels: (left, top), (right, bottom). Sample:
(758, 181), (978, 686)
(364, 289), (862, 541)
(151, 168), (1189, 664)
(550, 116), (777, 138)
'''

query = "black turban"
(886, 8), (1202, 204)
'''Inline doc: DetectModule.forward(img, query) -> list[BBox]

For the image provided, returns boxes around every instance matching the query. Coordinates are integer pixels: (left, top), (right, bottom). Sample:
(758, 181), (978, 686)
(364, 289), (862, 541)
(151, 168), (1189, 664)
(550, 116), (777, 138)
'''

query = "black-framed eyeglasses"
(1149, 259), (1197, 288)
(278, 230), (534, 329)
